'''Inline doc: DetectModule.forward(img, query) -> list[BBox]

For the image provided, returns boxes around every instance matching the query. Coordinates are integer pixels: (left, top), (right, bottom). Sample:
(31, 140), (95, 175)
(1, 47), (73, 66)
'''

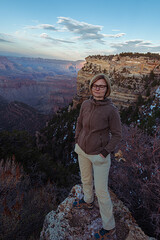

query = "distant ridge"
(0, 55), (84, 114)
(0, 98), (48, 133)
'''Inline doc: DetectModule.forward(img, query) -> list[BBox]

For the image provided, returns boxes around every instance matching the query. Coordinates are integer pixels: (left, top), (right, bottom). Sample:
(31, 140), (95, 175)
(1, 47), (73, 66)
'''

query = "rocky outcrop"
(73, 54), (160, 108)
(40, 185), (156, 240)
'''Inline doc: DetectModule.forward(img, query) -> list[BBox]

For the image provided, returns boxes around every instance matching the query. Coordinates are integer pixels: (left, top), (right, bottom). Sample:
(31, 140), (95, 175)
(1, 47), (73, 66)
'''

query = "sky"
(0, 0), (160, 60)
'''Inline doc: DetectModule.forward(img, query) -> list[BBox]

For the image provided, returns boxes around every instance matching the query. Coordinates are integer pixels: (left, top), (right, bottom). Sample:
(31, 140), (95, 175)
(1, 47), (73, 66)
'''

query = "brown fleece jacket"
(75, 97), (122, 157)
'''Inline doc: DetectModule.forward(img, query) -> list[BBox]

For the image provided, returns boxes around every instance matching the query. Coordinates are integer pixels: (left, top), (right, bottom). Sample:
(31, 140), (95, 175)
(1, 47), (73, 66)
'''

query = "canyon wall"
(0, 75), (76, 113)
(73, 54), (160, 108)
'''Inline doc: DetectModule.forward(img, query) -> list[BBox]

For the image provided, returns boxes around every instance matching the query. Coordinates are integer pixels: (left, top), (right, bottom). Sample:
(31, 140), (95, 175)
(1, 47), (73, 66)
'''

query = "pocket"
(91, 154), (108, 165)
(74, 143), (83, 155)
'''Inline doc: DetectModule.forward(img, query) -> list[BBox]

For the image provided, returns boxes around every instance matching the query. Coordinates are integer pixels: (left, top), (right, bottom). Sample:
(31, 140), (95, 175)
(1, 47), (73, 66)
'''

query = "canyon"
(0, 53), (159, 134)
(0, 55), (84, 132)
(1, 53), (160, 115)
(0, 56), (84, 113)
(0, 53), (159, 239)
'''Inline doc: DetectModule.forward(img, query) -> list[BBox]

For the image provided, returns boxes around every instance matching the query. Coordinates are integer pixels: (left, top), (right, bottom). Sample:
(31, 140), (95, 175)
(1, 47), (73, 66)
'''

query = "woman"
(73, 73), (122, 239)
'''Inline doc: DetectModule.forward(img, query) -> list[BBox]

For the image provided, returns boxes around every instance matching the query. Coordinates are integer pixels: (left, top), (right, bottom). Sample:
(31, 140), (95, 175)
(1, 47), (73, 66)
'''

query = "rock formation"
(40, 185), (156, 240)
(73, 54), (160, 109)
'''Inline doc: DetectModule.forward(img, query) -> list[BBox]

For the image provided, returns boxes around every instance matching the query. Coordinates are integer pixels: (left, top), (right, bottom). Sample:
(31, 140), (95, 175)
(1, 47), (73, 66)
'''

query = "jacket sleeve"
(101, 107), (122, 157)
(75, 103), (84, 143)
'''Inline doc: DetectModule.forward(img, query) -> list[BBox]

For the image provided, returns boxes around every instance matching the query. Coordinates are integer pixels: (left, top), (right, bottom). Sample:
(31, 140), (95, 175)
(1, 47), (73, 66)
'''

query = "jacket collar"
(90, 95), (112, 106)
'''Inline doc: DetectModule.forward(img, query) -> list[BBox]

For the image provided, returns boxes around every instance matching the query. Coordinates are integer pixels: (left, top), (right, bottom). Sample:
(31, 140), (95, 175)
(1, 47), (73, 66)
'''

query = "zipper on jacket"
(84, 104), (95, 153)
(89, 104), (95, 131)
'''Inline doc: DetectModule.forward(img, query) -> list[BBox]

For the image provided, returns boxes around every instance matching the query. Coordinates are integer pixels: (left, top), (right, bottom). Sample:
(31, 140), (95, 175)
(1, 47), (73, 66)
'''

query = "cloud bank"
(0, 17), (159, 60)
(26, 17), (126, 45)
(111, 40), (160, 53)
(57, 17), (125, 43)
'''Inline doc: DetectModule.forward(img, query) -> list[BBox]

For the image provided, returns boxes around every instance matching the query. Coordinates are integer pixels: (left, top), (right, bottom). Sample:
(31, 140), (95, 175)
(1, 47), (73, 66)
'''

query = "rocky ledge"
(40, 185), (156, 240)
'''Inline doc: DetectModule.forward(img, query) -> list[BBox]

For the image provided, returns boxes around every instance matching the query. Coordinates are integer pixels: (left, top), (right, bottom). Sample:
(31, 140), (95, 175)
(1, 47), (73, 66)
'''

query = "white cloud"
(111, 39), (160, 53)
(104, 33), (126, 38)
(57, 17), (102, 34)
(40, 33), (75, 44)
(27, 24), (58, 31)
(24, 17), (125, 45)
(57, 17), (125, 43)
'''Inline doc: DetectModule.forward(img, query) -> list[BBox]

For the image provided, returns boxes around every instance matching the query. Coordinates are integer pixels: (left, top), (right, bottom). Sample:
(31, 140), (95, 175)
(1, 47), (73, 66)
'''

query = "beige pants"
(75, 143), (115, 230)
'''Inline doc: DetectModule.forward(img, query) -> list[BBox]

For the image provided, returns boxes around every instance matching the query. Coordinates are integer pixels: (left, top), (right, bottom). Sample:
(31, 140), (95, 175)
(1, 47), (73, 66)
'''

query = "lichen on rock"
(40, 184), (155, 240)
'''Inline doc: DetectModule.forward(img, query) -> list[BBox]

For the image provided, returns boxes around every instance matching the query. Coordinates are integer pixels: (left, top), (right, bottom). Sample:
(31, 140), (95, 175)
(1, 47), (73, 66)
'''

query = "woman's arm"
(100, 107), (122, 157)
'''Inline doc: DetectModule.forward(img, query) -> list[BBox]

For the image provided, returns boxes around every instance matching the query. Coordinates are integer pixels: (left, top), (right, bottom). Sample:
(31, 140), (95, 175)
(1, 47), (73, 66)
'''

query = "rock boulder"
(40, 185), (156, 240)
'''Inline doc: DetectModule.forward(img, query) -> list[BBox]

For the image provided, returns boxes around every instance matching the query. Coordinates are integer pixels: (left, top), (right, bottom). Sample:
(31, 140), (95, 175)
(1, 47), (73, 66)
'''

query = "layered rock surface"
(73, 54), (160, 108)
(40, 185), (155, 240)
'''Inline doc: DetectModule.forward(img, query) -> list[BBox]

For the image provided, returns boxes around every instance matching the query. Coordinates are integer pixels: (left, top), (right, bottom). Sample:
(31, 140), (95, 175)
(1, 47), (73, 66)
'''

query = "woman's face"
(91, 78), (107, 100)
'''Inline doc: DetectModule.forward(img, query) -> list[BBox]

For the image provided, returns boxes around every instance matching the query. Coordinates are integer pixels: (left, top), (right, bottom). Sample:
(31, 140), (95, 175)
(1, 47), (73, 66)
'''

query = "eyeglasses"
(92, 84), (107, 90)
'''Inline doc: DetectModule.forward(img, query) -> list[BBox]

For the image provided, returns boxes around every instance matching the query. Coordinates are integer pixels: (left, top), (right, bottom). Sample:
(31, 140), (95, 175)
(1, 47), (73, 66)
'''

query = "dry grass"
(0, 158), (57, 240)
(110, 125), (160, 239)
